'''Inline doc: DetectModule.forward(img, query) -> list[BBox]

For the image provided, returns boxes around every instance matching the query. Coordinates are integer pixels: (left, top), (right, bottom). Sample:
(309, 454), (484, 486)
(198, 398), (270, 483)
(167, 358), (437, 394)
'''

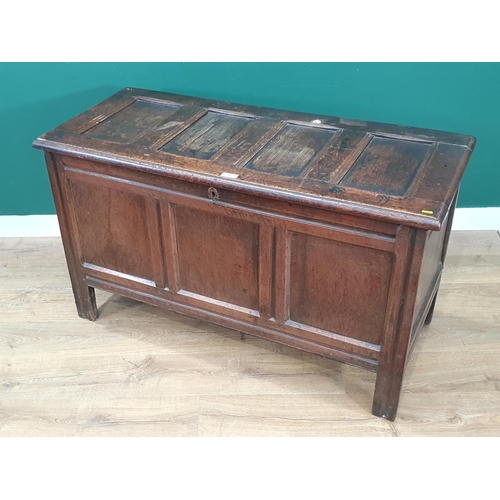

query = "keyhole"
(208, 187), (219, 200)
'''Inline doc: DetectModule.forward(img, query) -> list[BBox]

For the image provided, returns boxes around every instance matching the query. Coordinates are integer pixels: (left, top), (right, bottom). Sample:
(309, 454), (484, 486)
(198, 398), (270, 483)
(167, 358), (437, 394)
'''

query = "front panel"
(288, 231), (393, 346)
(59, 155), (399, 366)
(66, 176), (160, 287)
(172, 204), (260, 313)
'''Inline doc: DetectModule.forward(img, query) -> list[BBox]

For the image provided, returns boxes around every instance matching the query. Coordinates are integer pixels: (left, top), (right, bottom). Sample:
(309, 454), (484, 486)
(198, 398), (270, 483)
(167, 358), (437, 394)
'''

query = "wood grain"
(1, 231), (499, 436)
(83, 99), (180, 144)
(160, 111), (252, 160)
(33, 87), (476, 232)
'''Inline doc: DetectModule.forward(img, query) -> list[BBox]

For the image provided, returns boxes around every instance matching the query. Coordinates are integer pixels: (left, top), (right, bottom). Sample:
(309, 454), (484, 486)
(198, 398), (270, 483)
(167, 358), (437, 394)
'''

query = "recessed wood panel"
(83, 99), (180, 144)
(211, 118), (285, 166)
(245, 124), (336, 177)
(411, 143), (469, 201)
(306, 129), (370, 182)
(412, 214), (450, 324)
(289, 232), (393, 345)
(161, 111), (252, 160)
(340, 137), (431, 196)
(173, 205), (260, 311)
(67, 179), (157, 283)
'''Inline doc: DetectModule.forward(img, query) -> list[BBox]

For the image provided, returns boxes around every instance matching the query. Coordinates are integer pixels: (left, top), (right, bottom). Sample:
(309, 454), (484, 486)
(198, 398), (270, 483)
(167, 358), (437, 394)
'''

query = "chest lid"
(33, 87), (476, 230)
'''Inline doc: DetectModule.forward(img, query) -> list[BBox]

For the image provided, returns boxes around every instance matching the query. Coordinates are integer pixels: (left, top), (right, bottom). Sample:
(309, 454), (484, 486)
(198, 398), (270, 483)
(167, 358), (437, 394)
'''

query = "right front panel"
(288, 231), (393, 346)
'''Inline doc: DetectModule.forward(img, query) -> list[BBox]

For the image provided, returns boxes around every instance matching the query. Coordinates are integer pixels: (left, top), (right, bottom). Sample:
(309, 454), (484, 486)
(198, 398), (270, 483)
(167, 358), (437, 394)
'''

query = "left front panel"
(60, 159), (166, 290)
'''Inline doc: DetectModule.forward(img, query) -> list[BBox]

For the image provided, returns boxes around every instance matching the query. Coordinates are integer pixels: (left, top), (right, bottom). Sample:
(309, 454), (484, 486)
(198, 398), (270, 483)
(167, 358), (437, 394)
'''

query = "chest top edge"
(33, 87), (476, 231)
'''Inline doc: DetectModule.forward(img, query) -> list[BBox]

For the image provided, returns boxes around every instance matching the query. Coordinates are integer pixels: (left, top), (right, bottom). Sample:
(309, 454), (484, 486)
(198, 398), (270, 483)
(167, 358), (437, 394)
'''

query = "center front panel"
(172, 204), (260, 313)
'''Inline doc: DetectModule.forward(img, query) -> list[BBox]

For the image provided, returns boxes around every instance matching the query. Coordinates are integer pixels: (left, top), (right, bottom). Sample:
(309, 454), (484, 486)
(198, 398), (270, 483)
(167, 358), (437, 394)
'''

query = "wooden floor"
(0, 230), (499, 436)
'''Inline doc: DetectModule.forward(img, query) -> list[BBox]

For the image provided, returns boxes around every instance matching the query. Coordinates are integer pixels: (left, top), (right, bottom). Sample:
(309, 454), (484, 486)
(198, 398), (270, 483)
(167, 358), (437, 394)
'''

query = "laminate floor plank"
(0, 396), (200, 437)
(198, 394), (394, 437)
(0, 232), (499, 436)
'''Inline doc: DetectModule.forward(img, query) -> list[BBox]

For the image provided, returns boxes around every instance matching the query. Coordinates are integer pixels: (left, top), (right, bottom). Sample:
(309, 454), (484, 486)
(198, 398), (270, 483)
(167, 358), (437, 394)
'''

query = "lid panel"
(244, 124), (337, 177)
(306, 129), (371, 183)
(83, 99), (181, 144)
(411, 142), (469, 201)
(160, 111), (252, 160)
(340, 137), (432, 196)
(32, 88), (476, 231)
(211, 118), (285, 166)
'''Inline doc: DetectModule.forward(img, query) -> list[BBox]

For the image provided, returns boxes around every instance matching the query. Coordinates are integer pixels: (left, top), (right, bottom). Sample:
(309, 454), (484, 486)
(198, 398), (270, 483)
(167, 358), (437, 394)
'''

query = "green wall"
(1, 63), (498, 215)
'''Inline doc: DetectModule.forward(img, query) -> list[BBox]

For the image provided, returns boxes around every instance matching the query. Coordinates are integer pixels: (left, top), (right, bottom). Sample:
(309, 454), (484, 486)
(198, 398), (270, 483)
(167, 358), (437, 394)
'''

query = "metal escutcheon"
(208, 187), (219, 201)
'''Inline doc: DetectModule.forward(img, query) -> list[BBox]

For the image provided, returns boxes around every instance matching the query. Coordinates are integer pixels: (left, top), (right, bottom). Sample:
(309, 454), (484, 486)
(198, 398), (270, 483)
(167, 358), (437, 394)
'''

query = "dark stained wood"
(211, 118), (285, 166)
(372, 227), (427, 420)
(45, 153), (98, 321)
(145, 198), (167, 290)
(245, 123), (336, 177)
(33, 88), (475, 421)
(55, 154), (401, 237)
(62, 93), (136, 134)
(159, 200), (180, 293)
(306, 129), (371, 183)
(410, 143), (471, 223)
(274, 226), (291, 326)
(258, 223), (275, 320)
(33, 88), (476, 231)
(161, 111), (252, 160)
(66, 176), (158, 284)
(412, 214), (449, 327)
(149, 106), (208, 149)
(423, 191), (458, 328)
(289, 231), (393, 346)
(340, 137), (432, 195)
(173, 204), (260, 312)
(83, 99), (181, 143)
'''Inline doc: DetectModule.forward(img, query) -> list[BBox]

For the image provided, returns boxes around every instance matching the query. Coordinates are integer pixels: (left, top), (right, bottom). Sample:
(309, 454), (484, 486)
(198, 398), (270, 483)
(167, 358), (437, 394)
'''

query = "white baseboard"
(450, 207), (500, 231)
(0, 208), (498, 237)
(0, 215), (61, 237)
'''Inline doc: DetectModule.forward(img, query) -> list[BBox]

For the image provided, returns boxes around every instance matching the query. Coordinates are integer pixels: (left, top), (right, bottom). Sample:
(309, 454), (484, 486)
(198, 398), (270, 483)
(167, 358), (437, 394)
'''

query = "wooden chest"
(33, 88), (476, 420)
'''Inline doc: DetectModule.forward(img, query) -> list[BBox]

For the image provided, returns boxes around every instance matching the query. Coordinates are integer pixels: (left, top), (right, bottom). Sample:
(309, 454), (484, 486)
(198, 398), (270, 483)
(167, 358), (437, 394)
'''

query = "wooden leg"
(424, 293), (438, 325)
(372, 360), (406, 421)
(74, 284), (98, 321)
(372, 227), (427, 421)
(44, 153), (98, 322)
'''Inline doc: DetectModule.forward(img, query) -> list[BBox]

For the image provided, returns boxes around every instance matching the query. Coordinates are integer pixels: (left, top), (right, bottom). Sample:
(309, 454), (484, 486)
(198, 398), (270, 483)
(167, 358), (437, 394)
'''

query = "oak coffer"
(33, 88), (476, 420)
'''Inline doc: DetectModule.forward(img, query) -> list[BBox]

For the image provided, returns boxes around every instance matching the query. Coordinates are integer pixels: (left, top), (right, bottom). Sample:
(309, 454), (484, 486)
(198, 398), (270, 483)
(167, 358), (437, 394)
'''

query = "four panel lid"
(33, 87), (476, 230)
